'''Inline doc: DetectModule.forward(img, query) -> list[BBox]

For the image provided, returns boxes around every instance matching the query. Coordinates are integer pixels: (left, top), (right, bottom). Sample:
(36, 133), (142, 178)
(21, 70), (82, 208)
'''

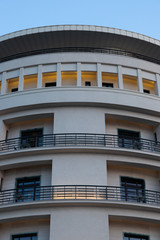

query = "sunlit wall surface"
(0, 25), (160, 240)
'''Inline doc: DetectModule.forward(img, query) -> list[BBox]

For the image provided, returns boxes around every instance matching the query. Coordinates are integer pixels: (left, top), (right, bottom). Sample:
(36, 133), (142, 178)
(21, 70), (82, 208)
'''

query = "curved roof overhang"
(0, 25), (160, 63)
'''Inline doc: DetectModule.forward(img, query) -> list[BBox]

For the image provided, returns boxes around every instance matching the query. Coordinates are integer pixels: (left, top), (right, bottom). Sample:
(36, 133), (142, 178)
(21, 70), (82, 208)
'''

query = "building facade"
(0, 25), (160, 240)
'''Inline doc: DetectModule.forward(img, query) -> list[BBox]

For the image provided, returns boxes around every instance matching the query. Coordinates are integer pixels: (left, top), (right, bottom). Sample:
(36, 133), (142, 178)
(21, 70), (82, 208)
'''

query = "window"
(102, 82), (113, 88)
(85, 81), (91, 86)
(21, 128), (43, 148)
(16, 176), (40, 202)
(45, 82), (56, 87)
(12, 233), (37, 240)
(124, 233), (149, 240)
(11, 88), (18, 92)
(121, 177), (145, 203)
(143, 89), (150, 94)
(118, 129), (141, 149)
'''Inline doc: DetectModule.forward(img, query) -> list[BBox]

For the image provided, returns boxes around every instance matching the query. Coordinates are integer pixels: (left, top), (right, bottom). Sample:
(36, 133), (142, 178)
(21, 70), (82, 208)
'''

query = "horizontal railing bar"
(0, 133), (159, 155)
(0, 185), (160, 206)
(0, 47), (160, 65)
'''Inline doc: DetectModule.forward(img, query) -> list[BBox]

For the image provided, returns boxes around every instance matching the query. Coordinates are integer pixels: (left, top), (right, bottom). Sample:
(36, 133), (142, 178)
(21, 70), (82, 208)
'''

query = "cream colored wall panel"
(101, 64), (117, 73)
(24, 66), (38, 75)
(122, 67), (137, 76)
(7, 118), (53, 139)
(0, 219), (50, 240)
(52, 154), (107, 185)
(61, 63), (77, 71)
(54, 107), (105, 134)
(81, 63), (97, 71)
(107, 165), (160, 192)
(7, 69), (19, 79)
(3, 165), (52, 190)
(43, 64), (57, 73)
(105, 118), (155, 140)
(142, 71), (156, 81)
(51, 208), (109, 240)
(109, 219), (160, 240)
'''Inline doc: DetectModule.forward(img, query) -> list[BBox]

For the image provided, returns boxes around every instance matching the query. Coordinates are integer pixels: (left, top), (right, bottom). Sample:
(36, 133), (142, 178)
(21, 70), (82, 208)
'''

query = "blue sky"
(0, 0), (160, 40)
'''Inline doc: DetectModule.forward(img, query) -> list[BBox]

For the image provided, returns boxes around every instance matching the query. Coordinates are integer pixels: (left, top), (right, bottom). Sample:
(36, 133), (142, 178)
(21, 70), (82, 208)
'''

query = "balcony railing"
(0, 133), (159, 154)
(1, 47), (160, 65)
(0, 185), (160, 206)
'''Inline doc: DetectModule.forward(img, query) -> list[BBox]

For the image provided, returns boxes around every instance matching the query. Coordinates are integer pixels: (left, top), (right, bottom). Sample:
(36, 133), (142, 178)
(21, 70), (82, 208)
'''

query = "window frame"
(102, 82), (114, 88)
(123, 232), (149, 240)
(12, 232), (38, 240)
(85, 81), (91, 86)
(15, 176), (41, 202)
(120, 176), (146, 203)
(45, 82), (56, 87)
(117, 129), (141, 149)
(20, 128), (43, 148)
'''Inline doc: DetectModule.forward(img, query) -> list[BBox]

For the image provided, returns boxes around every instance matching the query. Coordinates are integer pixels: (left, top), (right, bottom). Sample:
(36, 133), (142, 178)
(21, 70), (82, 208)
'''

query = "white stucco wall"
(2, 164), (51, 190)
(50, 207), (109, 240)
(107, 164), (160, 192)
(52, 153), (107, 185)
(109, 218), (160, 240)
(7, 118), (53, 139)
(0, 218), (50, 240)
(105, 117), (155, 140)
(54, 107), (105, 134)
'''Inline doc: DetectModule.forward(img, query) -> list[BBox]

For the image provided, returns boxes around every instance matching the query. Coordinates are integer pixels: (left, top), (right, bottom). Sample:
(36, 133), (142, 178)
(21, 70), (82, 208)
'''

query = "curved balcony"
(0, 133), (159, 155)
(1, 47), (160, 64)
(0, 185), (160, 206)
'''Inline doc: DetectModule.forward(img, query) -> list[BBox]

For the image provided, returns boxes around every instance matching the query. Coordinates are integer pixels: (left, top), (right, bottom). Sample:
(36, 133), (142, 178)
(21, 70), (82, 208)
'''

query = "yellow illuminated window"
(7, 77), (19, 93)
(143, 79), (155, 95)
(61, 71), (77, 86)
(42, 72), (57, 87)
(123, 75), (138, 91)
(82, 71), (97, 86)
(24, 74), (37, 90)
(102, 73), (118, 88)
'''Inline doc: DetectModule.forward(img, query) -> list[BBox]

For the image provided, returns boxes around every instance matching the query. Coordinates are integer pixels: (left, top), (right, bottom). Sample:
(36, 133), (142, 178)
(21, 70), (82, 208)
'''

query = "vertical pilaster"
(0, 119), (7, 140)
(51, 159), (54, 185)
(117, 66), (123, 89)
(97, 63), (102, 87)
(156, 124), (160, 142)
(49, 211), (54, 240)
(155, 73), (160, 96)
(77, 62), (81, 87)
(56, 63), (61, 87)
(37, 65), (43, 88)
(137, 69), (143, 93)
(18, 67), (24, 91)
(106, 214), (110, 240)
(1, 72), (7, 94)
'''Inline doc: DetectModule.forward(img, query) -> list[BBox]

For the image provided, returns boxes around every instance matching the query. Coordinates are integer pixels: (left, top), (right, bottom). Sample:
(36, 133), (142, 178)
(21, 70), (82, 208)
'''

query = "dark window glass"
(118, 129), (141, 149)
(21, 128), (43, 148)
(11, 88), (18, 92)
(154, 132), (158, 143)
(121, 177), (145, 203)
(16, 176), (40, 202)
(12, 233), (37, 240)
(45, 82), (56, 87)
(124, 233), (149, 240)
(102, 82), (113, 88)
(143, 89), (150, 94)
(85, 81), (91, 86)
